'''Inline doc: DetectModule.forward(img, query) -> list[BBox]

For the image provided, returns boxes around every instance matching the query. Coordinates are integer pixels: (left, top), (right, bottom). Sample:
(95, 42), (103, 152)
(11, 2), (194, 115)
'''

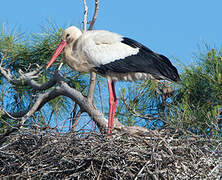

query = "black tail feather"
(95, 37), (180, 82)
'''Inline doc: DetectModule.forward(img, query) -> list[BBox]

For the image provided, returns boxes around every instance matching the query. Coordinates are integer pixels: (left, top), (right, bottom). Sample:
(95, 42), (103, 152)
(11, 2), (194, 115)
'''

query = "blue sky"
(1, 0), (222, 67)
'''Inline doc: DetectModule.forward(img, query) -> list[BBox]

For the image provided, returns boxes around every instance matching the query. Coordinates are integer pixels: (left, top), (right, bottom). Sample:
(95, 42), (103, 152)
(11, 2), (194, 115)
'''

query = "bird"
(46, 26), (180, 134)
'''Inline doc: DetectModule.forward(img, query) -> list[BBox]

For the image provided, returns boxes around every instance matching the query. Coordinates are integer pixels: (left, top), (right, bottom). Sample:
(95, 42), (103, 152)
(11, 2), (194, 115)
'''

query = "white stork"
(46, 26), (180, 134)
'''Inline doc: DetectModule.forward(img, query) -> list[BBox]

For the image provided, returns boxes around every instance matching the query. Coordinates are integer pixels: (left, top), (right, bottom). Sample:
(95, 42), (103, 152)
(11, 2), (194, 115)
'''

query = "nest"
(0, 129), (221, 179)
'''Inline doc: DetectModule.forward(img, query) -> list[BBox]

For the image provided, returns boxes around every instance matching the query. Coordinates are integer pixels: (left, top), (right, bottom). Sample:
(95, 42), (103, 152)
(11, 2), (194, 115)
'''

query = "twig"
(72, 110), (82, 131)
(97, 80), (104, 114)
(47, 109), (55, 126)
(0, 54), (5, 66)
(134, 161), (150, 180)
(0, 126), (20, 144)
(71, 103), (78, 130)
(71, 103), (82, 131)
(97, 158), (105, 180)
(120, 91), (159, 121)
(58, 62), (63, 70)
(207, 163), (220, 177)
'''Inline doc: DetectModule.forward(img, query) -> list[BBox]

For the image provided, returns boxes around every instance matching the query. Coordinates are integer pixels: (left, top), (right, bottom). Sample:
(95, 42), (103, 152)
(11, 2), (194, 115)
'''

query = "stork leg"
(107, 80), (117, 134)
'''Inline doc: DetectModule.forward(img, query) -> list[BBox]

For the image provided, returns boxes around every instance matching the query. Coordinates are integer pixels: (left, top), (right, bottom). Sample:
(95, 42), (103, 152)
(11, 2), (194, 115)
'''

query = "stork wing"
(82, 31), (139, 66)
(82, 31), (180, 82)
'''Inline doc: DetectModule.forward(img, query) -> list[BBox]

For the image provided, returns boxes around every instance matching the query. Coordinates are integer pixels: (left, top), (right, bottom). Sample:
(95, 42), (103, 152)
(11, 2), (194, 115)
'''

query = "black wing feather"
(95, 37), (180, 82)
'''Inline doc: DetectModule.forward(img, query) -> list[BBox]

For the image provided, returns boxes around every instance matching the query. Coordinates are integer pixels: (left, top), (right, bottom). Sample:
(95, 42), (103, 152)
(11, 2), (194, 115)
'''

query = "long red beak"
(46, 40), (67, 69)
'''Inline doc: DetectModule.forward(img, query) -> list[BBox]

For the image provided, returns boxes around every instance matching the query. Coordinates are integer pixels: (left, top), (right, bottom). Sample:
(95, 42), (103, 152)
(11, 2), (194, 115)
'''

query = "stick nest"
(0, 130), (221, 179)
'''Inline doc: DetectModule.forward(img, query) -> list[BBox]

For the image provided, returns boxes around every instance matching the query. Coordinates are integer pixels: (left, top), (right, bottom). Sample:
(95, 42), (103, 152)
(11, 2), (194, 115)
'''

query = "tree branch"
(21, 78), (154, 136)
(82, 0), (88, 32)
(19, 70), (61, 90)
(20, 87), (65, 124)
(88, 0), (99, 30)
(0, 66), (154, 136)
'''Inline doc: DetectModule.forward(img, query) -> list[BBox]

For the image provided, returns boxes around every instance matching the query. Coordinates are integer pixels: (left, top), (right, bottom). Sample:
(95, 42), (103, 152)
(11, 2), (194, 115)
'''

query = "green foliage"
(175, 48), (222, 135)
(180, 49), (222, 108)
(30, 24), (63, 66)
(119, 48), (222, 137)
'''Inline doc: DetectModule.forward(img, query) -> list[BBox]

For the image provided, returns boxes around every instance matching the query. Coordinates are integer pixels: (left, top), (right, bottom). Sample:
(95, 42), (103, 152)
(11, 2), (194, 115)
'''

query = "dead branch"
(18, 72), (156, 136)
(0, 65), (58, 90)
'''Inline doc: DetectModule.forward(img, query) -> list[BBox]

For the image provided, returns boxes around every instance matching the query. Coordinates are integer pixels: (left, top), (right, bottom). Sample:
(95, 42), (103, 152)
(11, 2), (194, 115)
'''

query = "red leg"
(107, 80), (117, 134)
(111, 81), (117, 131)
(108, 80), (113, 134)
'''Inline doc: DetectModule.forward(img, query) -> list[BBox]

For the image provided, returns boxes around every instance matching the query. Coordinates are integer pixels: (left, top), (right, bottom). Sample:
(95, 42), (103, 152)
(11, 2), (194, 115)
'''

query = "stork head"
(46, 26), (82, 69)
(62, 26), (82, 44)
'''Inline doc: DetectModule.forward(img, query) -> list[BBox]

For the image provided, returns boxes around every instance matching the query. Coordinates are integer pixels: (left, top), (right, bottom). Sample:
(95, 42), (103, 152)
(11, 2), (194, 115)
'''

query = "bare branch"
(20, 70), (61, 90)
(1, 65), (107, 131)
(86, 0), (99, 104)
(21, 87), (65, 125)
(0, 66), (156, 136)
(18, 65), (42, 77)
(20, 78), (156, 136)
(82, 0), (88, 32)
(0, 69), (63, 121)
(58, 62), (64, 70)
(0, 66), (13, 82)
(88, 0), (99, 30)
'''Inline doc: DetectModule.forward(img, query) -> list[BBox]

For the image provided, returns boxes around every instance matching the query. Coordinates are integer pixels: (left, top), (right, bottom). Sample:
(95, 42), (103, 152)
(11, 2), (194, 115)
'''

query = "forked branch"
(0, 66), (154, 137)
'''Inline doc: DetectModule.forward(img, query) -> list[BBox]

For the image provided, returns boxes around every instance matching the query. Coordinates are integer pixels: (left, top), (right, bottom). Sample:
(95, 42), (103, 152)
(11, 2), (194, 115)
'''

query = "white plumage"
(46, 26), (180, 134)
(83, 40), (139, 66)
